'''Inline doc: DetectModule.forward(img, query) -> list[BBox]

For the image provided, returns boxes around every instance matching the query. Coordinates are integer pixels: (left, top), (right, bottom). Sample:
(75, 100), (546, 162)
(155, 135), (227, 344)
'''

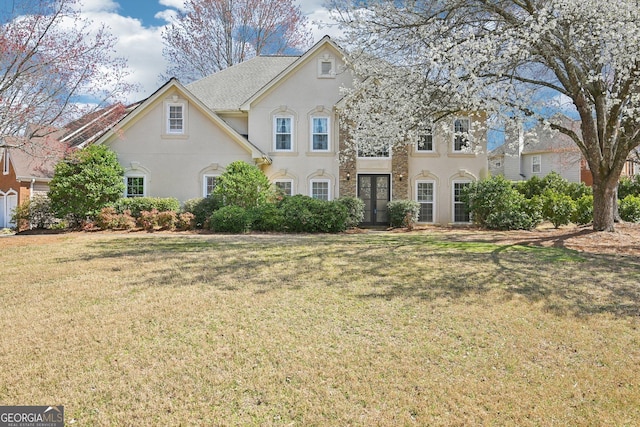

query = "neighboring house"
(93, 36), (488, 226)
(489, 116), (639, 186)
(489, 116), (584, 183)
(0, 104), (131, 228)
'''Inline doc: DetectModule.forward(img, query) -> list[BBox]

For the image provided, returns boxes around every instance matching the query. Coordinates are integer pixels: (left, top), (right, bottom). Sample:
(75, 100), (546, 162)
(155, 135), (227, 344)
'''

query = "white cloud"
(81, 10), (168, 103)
(159, 0), (187, 13)
(78, 0), (120, 13)
(155, 9), (179, 24)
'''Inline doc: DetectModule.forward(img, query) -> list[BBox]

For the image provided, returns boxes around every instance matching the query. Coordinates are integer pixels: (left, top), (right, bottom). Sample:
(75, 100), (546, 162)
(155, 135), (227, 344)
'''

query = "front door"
(358, 174), (390, 226)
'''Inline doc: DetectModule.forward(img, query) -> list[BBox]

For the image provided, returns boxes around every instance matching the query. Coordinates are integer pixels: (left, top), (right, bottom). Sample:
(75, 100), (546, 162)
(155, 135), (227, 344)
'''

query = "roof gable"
(94, 78), (270, 162)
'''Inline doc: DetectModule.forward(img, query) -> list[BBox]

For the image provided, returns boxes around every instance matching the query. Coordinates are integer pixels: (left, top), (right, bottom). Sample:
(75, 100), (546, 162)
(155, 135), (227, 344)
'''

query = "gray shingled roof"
(186, 56), (299, 111)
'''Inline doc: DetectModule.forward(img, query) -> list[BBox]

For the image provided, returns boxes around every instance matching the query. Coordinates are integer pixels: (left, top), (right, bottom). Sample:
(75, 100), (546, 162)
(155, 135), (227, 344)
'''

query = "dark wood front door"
(358, 174), (390, 226)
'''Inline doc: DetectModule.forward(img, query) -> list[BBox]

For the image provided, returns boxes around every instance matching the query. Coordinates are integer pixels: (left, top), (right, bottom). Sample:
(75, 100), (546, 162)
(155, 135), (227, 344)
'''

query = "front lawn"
(1, 230), (639, 425)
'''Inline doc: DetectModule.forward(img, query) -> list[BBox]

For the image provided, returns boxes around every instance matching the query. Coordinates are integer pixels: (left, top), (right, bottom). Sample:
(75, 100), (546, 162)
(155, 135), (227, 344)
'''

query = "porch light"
(399, 173), (404, 181)
(346, 172), (351, 181)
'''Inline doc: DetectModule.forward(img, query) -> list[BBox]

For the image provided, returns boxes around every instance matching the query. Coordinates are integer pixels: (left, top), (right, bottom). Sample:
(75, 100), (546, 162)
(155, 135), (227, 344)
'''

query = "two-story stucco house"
(93, 36), (488, 226)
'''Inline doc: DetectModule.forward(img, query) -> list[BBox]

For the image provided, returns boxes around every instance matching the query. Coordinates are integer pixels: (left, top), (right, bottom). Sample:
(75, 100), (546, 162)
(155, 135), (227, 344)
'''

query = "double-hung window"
(167, 104), (184, 134)
(417, 122), (434, 152)
(311, 117), (329, 151)
(203, 175), (217, 197)
(416, 181), (435, 223)
(126, 176), (145, 198)
(310, 179), (330, 201)
(532, 155), (541, 174)
(453, 181), (471, 222)
(275, 117), (293, 151)
(453, 118), (470, 152)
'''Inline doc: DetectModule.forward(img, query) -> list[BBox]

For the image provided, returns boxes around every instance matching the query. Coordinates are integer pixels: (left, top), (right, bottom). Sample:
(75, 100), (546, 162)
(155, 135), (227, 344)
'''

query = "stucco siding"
(106, 89), (253, 202)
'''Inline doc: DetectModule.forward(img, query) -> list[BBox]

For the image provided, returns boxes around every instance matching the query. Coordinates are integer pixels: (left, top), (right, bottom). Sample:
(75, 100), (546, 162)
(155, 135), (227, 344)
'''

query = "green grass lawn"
(1, 231), (639, 425)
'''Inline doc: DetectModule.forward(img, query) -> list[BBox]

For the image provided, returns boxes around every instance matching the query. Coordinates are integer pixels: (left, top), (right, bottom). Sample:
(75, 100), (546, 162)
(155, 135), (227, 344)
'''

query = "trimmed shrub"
(156, 210), (177, 230)
(249, 203), (284, 232)
(572, 195), (593, 225)
(464, 176), (541, 230)
(618, 175), (640, 200)
(337, 196), (365, 228)
(48, 145), (124, 225)
(176, 212), (196, 231)
(113, 197), (180, 217)
(182, 196), (222, 228)
(540, 189), (575, 228)
(137, 209), (160, 231)
(619, 195), (640, 222)
(11, 195), (58, 230)
(213, 161), (274, 209)
(96, 207), (136, 230)
(388, 200), (420, 228)
(279, 195), (348, 233)
(209, 205), (251, 233)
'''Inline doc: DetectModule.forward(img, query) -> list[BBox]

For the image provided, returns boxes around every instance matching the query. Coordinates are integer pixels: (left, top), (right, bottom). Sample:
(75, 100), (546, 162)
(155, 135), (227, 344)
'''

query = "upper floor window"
(2, 148), (9, 175)
(532, 155), (541, 173)
(358, 144), (390, 158)
(274, 116), (293, 151)
(310, 179), (330, 201)
(417, 122), (434, 152)
(453, 118), (470, 152)
(167, 104), (184, 134)
(203, 175), (218, 197)
(318, 55), (335, 78)
(126, 176), (145, 198)
(311, 117), (330, 151)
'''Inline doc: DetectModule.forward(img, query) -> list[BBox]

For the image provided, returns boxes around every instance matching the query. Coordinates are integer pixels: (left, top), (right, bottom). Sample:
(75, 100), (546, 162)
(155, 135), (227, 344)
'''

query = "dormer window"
(318, 55), (335, 78)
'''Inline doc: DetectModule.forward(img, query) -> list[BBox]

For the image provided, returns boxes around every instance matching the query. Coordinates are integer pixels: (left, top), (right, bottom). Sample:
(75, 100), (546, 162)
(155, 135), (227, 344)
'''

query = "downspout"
(30, 179), (35, 230)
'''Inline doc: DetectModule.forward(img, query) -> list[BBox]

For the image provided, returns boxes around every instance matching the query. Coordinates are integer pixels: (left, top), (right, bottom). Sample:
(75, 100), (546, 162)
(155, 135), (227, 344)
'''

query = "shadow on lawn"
(75, 233), (640, 319)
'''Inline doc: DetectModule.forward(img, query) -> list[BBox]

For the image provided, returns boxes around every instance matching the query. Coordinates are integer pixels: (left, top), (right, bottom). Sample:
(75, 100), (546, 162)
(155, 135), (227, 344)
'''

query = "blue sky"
(77, 0), (339, 102)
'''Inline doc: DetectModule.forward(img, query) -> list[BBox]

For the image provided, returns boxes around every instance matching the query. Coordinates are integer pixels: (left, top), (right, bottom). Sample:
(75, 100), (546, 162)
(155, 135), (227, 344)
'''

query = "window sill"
(413, 152), (440, 157)
(269, 151), (299, 157)
(306, 151), (334, 157)
(162, 133), (189, 140)
(447, 152), (477, 158)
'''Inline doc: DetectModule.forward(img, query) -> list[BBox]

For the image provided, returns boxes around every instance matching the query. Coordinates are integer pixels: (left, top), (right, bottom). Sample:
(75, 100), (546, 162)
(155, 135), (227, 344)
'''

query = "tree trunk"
(592, 181), (617, 232)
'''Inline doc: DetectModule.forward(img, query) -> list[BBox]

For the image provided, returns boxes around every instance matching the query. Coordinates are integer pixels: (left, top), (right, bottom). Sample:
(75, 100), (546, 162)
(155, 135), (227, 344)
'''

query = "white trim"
(166, 102), (185, 135)
(452, 117), (471, 152)
(310, 116), (330, 152)
(416, 180), (436, 223)
(532, 154), (542, 174)
(273, 115), (294, 151)
(124, 174), (146, 198)
(452, 180), (472, 223)
(274, 179), (294, 196)
(2, 148), (9, 175)
(202, 174), (219, 198)
(310, 178), (331, 201)
(318, 54), (336, 78)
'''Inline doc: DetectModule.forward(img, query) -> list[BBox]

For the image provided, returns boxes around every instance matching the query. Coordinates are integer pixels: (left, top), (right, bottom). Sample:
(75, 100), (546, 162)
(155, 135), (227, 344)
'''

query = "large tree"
(0, 0), (134, 151)
(329, 0), (640, 231)
(162, 0), (312, 82)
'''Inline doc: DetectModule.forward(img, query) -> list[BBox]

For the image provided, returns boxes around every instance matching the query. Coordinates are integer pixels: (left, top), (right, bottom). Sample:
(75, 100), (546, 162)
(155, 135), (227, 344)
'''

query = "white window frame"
(310, 117), (330, 152)
(274, 116), (294, 151)
(318, 56), (335, 78)
(2, 148), (8, 175)
(274, 179), (293, 196)
(310, 179), (331, 201)
(203, 175), (218, 198)
(532, 155), (542, 174)
(416, 122), (434, 152)
(453, 117), (471, 152)
(416, 180), (436, 223)
(452, 180), (471, 223)
(125, 175), (146, 198)
(166, 103), (185, 134)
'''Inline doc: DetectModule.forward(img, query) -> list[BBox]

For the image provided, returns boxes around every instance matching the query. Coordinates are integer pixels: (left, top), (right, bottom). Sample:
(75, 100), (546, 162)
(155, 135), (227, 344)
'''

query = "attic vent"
(318, 56), (335, 78)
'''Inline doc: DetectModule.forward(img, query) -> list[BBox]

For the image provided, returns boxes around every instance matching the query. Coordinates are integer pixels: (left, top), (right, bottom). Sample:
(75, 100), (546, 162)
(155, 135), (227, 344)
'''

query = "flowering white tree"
(329, 0), (640, 231)
(0, 0), (134, 151)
